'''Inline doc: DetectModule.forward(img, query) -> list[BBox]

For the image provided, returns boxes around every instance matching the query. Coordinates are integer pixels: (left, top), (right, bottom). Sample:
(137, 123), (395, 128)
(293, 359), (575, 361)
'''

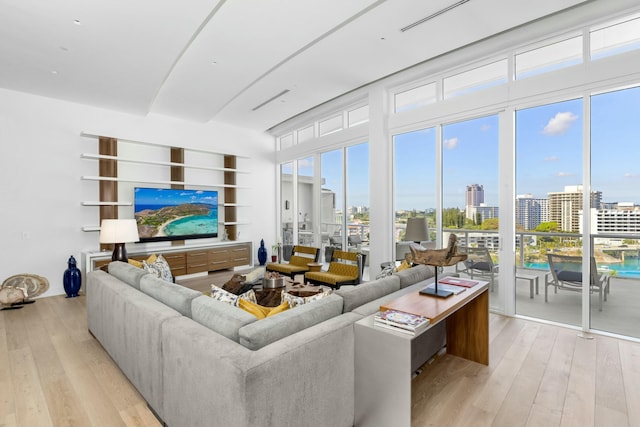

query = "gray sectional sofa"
(86, 261), (443, 427)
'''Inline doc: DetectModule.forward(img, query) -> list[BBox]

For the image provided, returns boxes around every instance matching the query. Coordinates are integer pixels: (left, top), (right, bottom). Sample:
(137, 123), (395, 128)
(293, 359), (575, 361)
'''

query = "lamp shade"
(99, 219), (140, 244)
(404, 217), (429, 243)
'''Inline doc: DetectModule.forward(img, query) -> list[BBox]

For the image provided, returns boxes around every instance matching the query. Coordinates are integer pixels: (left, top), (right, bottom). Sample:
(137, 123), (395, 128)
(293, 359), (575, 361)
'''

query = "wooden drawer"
(229, 244), (250, 266)
(208, 248), (232, 271)
(186, 251), (209, 274)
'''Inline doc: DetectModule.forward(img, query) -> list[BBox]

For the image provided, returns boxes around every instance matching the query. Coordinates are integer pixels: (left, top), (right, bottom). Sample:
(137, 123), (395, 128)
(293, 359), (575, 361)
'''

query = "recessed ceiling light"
(211, 61), (218, 65)
(50, 70), (58, 75)
(73, 19), (81, 25)
(60, 46), (69, 52)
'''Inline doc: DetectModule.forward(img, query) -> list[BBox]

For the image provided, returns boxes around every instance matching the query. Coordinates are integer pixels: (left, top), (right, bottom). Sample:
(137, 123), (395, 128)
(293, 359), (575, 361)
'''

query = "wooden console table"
(354, 280), (489, 427)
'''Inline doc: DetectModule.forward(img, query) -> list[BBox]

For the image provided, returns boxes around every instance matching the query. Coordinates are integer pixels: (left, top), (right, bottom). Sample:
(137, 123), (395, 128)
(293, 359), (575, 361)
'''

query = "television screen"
(134, 187), (218, 242)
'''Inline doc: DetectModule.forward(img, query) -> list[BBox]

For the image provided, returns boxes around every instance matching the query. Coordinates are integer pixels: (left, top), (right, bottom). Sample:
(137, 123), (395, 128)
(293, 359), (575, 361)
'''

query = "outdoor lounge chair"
(456, 246), (499, 291)
(546, 253), (610, 311)
(265, 245), (320, 279)
(304, 249), (365, 289)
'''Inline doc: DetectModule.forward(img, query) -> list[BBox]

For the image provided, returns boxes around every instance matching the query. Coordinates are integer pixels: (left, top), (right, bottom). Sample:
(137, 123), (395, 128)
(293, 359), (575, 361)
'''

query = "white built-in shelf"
(81, 201), (132, 206)
(81, 132), (249, 159)
(80, 153), (250, 174)
(82, 226), (101, 232)
(80, 175), (249, 189)
(222, 221), (250, 226)
(221, 203), (251, 207)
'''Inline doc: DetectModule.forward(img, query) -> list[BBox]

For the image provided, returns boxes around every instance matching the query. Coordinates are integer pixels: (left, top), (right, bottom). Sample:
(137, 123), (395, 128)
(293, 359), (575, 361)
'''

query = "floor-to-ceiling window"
(280, 162), (294, 247)
(393, 128), (436, 260)
(346, 143), (370, 252)
(297, 156), (315, 246)
(442, 114), (501, 310)
(515, 99), (583, 326)
(321, 149), (344, 260)
(591, 85), (640, 339)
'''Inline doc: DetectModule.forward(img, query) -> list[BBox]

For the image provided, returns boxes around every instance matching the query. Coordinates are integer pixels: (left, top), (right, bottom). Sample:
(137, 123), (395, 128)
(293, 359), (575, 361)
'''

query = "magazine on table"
(437, 276), (479, 288)
(373, 310), (430, 335)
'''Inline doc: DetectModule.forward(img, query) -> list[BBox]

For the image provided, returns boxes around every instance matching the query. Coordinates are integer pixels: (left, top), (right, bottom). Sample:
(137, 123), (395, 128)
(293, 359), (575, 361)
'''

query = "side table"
(307, 262), (323, 272)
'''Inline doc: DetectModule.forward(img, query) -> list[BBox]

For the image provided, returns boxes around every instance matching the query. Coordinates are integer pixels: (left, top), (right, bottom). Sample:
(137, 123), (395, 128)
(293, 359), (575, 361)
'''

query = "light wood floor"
(2, 287), (639, 426)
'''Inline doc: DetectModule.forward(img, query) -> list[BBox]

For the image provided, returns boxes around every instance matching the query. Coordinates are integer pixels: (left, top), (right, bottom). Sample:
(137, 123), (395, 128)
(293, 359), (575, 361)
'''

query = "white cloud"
(480, 124), (491, 132)
(544, 156), (559, 162)
(555, 172), (573, 177)
(444, 137), (459, 149)
(624, 173), (640, 178)
(543, 112), (578, 135)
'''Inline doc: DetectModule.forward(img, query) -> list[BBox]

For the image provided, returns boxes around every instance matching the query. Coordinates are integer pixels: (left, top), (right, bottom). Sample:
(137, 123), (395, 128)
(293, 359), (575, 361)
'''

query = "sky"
(290, 85), (640, 212)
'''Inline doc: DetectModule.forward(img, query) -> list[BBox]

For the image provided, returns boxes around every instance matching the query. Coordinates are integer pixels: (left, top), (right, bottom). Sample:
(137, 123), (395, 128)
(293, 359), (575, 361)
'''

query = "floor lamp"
(100, 219), (140, 262)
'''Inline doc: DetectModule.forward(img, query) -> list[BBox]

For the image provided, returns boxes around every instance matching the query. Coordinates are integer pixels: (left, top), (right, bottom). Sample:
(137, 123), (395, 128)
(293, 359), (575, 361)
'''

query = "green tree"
(535, 221), (559, 232)
(481, 218), (499, 230)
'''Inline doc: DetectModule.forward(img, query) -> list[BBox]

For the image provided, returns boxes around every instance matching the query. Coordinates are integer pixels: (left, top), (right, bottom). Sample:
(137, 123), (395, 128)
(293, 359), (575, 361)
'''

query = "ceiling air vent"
(400, 0), (471, 32)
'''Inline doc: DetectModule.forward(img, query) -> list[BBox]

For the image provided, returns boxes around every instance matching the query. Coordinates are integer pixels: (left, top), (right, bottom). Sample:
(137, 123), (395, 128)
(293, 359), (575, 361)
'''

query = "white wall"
(0, 88), (276, 297)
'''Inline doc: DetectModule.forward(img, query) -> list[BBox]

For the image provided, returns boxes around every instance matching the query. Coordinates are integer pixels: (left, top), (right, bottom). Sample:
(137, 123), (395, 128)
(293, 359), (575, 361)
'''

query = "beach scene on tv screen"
(134, 188), (218, 239)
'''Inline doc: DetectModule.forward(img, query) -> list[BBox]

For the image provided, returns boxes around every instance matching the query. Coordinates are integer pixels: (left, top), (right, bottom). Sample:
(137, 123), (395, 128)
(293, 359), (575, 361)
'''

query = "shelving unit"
(80, 133), (251, 237)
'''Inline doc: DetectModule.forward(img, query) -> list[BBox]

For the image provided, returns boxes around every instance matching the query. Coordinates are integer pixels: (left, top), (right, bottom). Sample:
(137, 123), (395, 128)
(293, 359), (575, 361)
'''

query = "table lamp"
(404, 217), (429, 244)
(99, 219), (140, 262)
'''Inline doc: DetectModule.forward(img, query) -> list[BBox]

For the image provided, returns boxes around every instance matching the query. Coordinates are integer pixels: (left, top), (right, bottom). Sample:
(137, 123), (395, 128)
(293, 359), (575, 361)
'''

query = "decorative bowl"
(263, 276), (285, 289)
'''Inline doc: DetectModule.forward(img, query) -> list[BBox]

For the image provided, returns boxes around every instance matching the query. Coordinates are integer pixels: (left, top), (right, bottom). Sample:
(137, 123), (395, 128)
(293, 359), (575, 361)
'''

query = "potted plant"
(271, 243), (280, 263)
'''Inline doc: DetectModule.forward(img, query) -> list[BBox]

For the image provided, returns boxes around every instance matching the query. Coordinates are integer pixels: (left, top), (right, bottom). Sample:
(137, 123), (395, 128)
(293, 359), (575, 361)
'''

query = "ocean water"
(164, 211), (218, 236)
(526, 258), (640, 279)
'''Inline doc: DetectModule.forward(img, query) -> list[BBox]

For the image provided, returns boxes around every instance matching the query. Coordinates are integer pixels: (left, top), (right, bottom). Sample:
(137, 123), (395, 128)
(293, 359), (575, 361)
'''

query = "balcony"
(445, 228), (640, 340)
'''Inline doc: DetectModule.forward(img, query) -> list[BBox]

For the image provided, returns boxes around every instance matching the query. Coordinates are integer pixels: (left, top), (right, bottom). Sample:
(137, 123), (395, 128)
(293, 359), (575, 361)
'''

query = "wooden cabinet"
(84, 242), (253, 280)
(229, 244), (250, 267)
(186, 250), (209, 274)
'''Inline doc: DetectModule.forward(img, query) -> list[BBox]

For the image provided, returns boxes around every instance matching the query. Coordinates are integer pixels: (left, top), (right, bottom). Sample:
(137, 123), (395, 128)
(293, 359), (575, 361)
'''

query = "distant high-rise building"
(548, 185), (602, 232)
(515, 194), (549, 230)
(466, 184), (484, 220)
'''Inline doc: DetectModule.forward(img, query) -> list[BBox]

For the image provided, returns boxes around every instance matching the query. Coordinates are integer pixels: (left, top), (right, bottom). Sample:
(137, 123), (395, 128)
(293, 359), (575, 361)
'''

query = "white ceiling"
(0, 0), (588, 132)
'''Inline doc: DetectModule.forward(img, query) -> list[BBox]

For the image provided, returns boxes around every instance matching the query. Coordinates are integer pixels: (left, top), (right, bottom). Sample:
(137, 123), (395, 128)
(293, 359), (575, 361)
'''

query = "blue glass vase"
(258, 239), (268, 266)
(63, 255), (82, 298)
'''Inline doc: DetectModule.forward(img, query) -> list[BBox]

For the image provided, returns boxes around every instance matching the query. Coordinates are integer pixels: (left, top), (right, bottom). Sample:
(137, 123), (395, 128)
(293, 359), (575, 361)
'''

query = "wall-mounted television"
(134, 187), (218, 242)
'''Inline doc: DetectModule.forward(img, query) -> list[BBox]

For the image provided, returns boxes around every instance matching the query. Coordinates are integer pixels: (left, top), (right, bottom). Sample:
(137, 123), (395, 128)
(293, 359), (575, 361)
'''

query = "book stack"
(373, 310), (430, 335)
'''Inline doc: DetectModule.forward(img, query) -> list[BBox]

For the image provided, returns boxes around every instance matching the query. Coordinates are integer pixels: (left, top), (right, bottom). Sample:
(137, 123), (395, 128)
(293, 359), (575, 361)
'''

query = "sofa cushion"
(190, 295), (258, 342)
(108, 260), (150, 290)
(238, 293), (343, 350)
(336, 275), (401, 313)
(351, 280), (432, 317)
(393, 264), (434, 289)
(282, 289), (332, 308)
(140, 275), (201, 318)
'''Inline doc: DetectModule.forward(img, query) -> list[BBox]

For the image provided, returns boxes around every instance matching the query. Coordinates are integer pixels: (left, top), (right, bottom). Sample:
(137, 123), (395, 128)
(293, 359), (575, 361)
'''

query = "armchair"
(546, 254), (610, 311)
(265, 245), (320, 279)
(456, 247), (499, 291)
(304, 250), (365, 289)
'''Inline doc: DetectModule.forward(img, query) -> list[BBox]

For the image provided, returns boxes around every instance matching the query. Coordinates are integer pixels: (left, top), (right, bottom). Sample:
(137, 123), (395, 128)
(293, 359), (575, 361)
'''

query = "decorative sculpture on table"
(409, 234), (467, 298)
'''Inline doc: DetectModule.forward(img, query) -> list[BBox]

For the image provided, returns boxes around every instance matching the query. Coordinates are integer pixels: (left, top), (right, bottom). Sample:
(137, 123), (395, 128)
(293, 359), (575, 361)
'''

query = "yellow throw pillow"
(396, 260), (411, 271)
(238, 299), (289, 319)
(146, 254), (157, 264)
(128, 258), (143, 268)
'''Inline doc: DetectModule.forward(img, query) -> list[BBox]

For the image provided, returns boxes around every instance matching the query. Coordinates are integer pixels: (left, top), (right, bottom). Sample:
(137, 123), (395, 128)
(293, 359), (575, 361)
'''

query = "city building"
(548, 185), (602, 233)
(465, 184), (484, 220)
(515, 194), (549, 230)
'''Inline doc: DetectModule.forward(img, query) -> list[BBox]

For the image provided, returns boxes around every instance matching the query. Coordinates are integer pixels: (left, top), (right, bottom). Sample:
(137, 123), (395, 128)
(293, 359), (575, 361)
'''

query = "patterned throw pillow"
(281, 289), (332, 308)
(210, 284), (256, 307)
(142, 254), (174, 282)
